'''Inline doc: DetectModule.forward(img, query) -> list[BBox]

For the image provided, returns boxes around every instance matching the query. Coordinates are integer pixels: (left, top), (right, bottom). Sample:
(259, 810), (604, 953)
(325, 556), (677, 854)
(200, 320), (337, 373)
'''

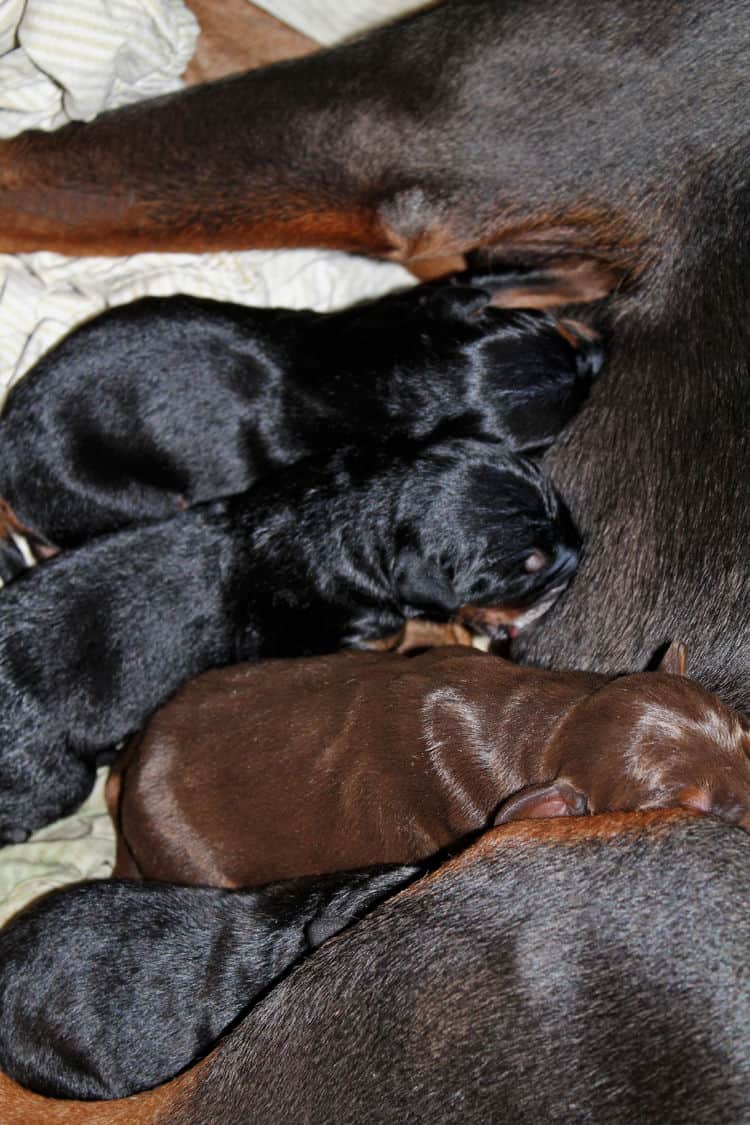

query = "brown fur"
(0, 1065), (187, 1123)
(108, 644), (750, 887)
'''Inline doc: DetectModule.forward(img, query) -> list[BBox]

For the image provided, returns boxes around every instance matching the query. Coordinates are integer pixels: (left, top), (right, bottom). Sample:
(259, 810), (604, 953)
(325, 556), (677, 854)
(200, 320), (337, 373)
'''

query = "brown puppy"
(108, 642), (750, 887)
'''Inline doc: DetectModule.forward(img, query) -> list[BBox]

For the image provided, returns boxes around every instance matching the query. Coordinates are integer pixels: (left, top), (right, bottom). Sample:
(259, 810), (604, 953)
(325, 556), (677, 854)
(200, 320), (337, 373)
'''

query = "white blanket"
(253, 0), (429, 46)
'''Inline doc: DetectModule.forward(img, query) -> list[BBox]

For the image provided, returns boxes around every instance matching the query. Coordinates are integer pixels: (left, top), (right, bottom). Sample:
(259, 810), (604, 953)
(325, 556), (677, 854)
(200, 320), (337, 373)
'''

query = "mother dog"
(1, 0), (746, 704)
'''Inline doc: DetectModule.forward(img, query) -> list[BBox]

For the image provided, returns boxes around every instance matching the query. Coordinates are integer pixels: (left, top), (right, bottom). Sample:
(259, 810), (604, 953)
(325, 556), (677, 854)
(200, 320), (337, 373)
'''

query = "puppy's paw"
(0, 753), (97, 844)
(0, 824), (31, 846)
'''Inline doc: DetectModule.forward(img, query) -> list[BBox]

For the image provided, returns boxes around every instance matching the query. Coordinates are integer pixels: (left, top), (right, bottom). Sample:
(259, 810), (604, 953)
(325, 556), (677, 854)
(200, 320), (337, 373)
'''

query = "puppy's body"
(0, 437), (576, 843)
(110, 645), (750, 887)
(0, 279), (600, 551)
(0, 865), (417, 1100)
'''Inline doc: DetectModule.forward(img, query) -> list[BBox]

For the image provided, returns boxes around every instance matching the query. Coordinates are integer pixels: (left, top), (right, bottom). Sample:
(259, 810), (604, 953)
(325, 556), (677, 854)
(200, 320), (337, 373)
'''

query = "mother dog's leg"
(2, 0), (743, 274)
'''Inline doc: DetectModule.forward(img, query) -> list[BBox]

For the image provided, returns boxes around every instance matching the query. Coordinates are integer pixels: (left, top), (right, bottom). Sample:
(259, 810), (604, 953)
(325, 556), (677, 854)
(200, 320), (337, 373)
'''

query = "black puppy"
(0, 273), (601, 555)
(0, 435), (578, 844)
(0, 864), (417, 1099)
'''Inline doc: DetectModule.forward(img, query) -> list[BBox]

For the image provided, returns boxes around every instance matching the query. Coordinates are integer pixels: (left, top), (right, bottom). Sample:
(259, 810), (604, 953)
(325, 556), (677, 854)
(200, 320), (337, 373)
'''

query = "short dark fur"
(0, 1), (746, 705)
(1, 815), (748, 1121)
(169, 814), (750, 1125)
(0, 275), (600, 555)
(109, 644), (750, 888)
(0, 436), (577, 844)
(0, 865), (417, 1100)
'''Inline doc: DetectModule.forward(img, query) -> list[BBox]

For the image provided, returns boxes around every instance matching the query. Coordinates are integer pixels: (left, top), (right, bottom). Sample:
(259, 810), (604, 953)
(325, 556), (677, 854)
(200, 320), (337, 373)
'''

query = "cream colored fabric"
(0, 0), (413, 391)
(0, 0), (416, 921)
(252, 0), (431, 45)
(0, 769), (114, 926)
(0, 0), (198, 130)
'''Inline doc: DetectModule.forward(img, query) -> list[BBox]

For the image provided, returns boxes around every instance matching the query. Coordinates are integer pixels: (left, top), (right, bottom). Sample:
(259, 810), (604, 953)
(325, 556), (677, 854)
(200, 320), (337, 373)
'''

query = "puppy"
(109, 641), (750, 887)
(0, 274), (602, 555)
(0, 436), (578, 844)
(0, 864), (416, 1100)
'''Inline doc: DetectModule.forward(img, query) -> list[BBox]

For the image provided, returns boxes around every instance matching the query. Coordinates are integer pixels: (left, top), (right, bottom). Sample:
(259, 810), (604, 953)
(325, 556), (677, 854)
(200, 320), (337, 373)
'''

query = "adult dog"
(0, 812), (749, 1121)
(1, 0), (745, 704)
(0, 435), (577, 844)
(0, 275), (601, 551)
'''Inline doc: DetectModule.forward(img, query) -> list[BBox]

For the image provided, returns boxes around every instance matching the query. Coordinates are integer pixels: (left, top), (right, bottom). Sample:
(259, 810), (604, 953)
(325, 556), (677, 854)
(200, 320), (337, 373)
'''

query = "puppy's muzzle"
(454, 542), (578, 640)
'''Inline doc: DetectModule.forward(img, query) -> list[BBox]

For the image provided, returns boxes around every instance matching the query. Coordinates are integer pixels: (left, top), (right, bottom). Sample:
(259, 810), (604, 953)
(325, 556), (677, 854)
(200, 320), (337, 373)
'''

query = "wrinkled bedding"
(0, 0), (415, 923)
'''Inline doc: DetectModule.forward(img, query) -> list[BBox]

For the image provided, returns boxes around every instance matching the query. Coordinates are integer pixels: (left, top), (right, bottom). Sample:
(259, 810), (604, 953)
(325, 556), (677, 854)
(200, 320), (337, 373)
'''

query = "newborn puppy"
(0, 865), (417, 1100)
(109, 642), (750, 887)
(0, 436), (577, 844)
(0, 272), (601, 555)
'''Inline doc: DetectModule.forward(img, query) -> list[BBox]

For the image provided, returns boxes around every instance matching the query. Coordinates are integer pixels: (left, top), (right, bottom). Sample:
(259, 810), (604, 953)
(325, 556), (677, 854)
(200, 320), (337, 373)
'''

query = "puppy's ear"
(655, 641), (689, 676)
(393, 551), (457, 615)
(494, 780), (589, 825)
(304, 866), (419, 949)
(463, 259), (621, 310)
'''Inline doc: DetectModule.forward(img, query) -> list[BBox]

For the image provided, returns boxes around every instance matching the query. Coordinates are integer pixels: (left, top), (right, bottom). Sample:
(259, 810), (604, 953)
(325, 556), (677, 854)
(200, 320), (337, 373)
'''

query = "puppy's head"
(497, 644), (750, 832)
(472, 309), (604, 454)
(386, 277), (604, 453)
(559, 669), (750, 826)
(391, 438), (579, 641)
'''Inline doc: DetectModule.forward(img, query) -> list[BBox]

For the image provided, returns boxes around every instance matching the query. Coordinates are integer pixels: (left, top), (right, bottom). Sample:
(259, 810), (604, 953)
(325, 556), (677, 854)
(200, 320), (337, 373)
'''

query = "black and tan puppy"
(0, 435), (577, 844)
(0, 864), (417, 1100)
(0, 274), (601, 556)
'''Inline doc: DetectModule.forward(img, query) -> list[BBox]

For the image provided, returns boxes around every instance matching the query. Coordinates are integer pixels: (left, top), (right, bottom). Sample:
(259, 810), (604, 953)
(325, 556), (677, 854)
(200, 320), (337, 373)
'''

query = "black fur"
(0, 274), (601, 552)
(177, 815), (750, 1125)
(0, 436), (578, 843)
(0, 865), (417, 1099)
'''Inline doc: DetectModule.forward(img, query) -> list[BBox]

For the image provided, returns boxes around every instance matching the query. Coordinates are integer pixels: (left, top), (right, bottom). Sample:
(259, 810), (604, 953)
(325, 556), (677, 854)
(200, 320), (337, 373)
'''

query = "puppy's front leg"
(0, 502), (240, 843)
